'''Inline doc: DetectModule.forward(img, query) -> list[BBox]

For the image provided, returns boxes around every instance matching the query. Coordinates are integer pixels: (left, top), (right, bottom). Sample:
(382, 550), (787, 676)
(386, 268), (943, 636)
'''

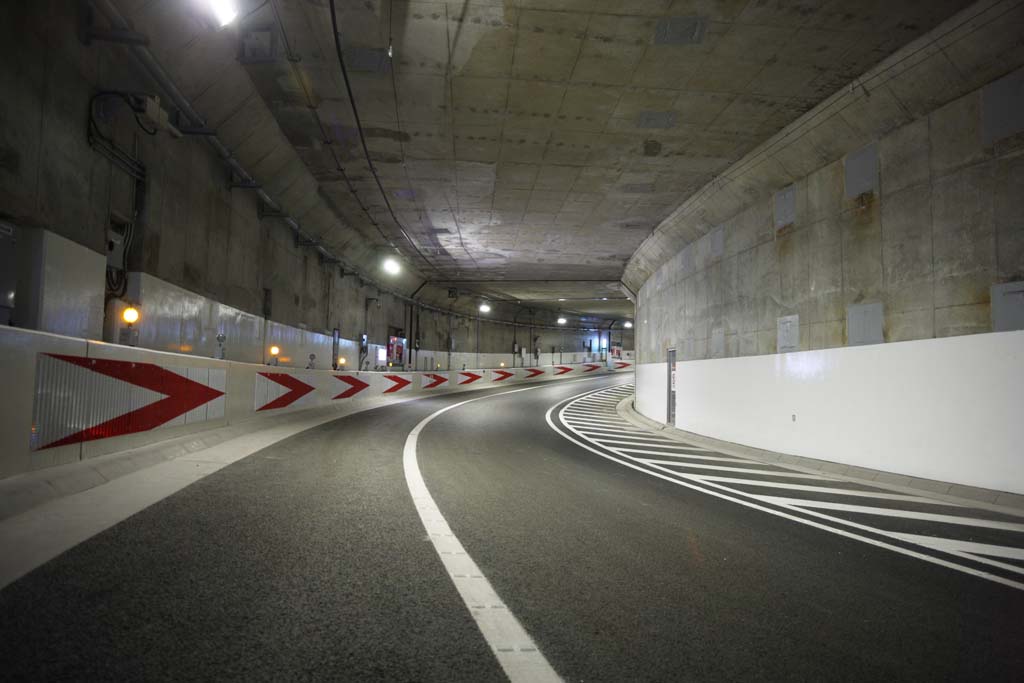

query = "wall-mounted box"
(844, 142), (879, 198)
(777, 314), (799, 353)
(992, 281), (1024, 332)
(847, 302), (884, 346)
(773, 185), (796, 231)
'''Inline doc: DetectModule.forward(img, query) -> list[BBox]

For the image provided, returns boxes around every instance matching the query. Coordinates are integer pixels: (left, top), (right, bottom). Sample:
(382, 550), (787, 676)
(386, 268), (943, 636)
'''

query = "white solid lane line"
(888, 533), (1024, 562)
(754, 497), (1024, 532)
(546, 397), (1024, 591)
(405, 383), (608, 683)
(642, 460), (835, 479)
(594, 438), (731, 450)
(690, 475), (955, 504)
(636, 456), (774, 466)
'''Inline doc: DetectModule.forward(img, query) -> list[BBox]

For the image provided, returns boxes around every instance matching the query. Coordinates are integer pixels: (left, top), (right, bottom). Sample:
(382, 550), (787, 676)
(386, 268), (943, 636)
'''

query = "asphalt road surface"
(1, 375), (1022, 681)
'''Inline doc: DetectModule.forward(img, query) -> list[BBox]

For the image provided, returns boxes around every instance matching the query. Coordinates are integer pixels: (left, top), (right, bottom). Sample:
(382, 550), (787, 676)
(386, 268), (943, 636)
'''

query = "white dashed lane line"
(548, 383), (1024, 591)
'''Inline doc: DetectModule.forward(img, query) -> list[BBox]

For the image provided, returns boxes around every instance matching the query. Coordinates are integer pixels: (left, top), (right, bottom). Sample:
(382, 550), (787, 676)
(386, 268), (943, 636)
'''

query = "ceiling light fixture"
(479, 303), (491, 313)
(382, 256), (401, 275)
(624, 321), (633, 329)
(557, 317), (567, 325)
(209, 0), (238, 26)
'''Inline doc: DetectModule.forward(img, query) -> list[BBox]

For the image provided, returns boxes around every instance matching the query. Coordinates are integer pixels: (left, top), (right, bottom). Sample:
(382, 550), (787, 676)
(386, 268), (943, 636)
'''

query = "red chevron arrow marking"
(258, 373), (315, 411)
(614, 361), (632, 369)
(554, 366), (573, 375)
(384, 375), (411, 393)
(424, 373), (448, 389)
(492, 370), (514, 382)
(40, 354), (224, 448)
(333, 374), (369, 399)
(459, 371), (483, 385)
(583, 364), (601, 372)
(525, 368), (545, 378)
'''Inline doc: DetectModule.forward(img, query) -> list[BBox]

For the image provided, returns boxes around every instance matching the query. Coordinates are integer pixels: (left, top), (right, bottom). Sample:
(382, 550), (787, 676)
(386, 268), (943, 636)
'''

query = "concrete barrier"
(0, 326), (631, 480)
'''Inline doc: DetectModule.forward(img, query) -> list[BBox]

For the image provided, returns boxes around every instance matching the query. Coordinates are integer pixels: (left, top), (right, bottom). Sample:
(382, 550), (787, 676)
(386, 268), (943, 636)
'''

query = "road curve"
(0, 375), (1021, 681)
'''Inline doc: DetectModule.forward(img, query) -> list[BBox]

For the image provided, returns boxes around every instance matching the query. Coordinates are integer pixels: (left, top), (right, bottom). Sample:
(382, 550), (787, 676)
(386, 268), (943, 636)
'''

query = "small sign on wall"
(777, 314), (799, 353)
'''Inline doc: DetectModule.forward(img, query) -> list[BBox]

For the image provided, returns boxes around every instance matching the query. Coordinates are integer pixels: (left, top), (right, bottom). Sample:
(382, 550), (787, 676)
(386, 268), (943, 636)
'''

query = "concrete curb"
(615, 396), (1024, 516)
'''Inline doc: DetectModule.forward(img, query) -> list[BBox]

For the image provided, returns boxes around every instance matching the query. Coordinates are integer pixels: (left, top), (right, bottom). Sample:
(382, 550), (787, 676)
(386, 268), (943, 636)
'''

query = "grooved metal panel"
(637, 111), (676, 129)
(654, 16), (706, 45)
(773, 185), (796, 230)
(844, 142), (879, 198)
(777, 314), (799, 353)
(992, 281), (1024, 332)
(983, 68), (1024, 145)
(847, 302), (884, 346)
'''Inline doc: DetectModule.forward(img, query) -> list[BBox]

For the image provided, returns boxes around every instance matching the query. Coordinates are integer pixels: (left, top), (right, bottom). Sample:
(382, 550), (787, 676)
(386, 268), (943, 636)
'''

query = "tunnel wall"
(0, 325), (633, 481)
(633, 23), (1024, 493)
(636, 68), (1024, 364)
(637, 331), (1023, 495)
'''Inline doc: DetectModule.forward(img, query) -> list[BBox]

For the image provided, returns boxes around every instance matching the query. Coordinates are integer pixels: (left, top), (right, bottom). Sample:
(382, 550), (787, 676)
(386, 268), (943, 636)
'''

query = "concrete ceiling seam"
(624, 0), (1024, 291)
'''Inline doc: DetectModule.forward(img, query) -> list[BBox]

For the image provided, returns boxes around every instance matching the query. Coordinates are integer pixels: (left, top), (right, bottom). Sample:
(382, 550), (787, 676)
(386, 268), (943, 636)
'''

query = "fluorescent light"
(210, 0), (238, 26)
(479, 303), (491, 313)
(557, 298), (566, 301)
(382, 257), (401, 275)
(624, 321), (633, 328)
(557, 317), (567, 325)
(601, 297), (608, 300)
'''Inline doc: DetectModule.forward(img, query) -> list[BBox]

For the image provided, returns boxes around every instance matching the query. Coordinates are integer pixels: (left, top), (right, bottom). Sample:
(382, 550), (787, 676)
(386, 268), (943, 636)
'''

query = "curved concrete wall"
(631, 4), (1024, 495)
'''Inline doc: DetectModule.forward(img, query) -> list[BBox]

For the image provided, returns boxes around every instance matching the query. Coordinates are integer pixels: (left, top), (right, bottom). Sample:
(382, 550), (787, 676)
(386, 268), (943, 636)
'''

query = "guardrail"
(0, 326), (632, 480)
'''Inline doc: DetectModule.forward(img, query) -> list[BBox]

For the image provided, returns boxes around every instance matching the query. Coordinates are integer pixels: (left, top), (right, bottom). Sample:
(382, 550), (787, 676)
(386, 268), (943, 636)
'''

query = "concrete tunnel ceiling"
(207, 0), (974, 318)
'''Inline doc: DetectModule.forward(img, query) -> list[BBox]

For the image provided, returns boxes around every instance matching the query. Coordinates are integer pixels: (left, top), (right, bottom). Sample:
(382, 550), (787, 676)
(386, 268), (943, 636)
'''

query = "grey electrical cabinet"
(847, 302), (884, 346)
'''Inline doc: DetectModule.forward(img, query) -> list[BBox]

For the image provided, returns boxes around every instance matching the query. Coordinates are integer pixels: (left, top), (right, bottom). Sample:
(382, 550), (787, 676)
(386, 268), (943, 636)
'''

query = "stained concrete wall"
(636, 67), (1024, 363)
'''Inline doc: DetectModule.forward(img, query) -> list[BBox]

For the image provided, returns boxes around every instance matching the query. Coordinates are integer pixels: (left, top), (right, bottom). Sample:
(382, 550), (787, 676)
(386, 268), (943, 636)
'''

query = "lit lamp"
(119, 306), (140, 347)
(500, 361), (505, 367)
(268, 345), (280, 366)
(338, 357), (347, 367)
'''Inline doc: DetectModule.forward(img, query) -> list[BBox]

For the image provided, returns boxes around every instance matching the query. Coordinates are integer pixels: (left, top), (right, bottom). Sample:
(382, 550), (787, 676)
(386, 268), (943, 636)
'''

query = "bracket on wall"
(295, 234), (320, 248)
(257, 202), (287, 220)
(78, 3), (149, 46)
(227, 169), (260, 190)
(319, 253), (340, 266)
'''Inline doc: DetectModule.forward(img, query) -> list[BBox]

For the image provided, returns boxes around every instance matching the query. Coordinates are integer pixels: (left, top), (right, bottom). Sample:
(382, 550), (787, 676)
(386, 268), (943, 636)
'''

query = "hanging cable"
(327, 0), (441, 275)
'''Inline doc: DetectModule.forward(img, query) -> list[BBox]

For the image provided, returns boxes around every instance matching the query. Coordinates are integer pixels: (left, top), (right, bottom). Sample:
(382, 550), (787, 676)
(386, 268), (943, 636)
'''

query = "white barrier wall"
(635, 362), (667, 425)
(0, 325), (633, 480)
(635, 331), (1024, 495)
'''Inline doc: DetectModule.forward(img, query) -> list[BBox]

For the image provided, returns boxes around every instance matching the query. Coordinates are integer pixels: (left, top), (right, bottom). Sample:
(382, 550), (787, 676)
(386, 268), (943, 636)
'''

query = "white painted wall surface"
(635, 361), (667, 425)
(15, 229), (105, 340)
(636, 331), (1024, 494)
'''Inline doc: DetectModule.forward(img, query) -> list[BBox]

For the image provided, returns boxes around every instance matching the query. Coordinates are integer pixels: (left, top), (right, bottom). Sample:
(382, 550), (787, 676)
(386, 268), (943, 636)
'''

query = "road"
(1, 375), (1021, 681)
